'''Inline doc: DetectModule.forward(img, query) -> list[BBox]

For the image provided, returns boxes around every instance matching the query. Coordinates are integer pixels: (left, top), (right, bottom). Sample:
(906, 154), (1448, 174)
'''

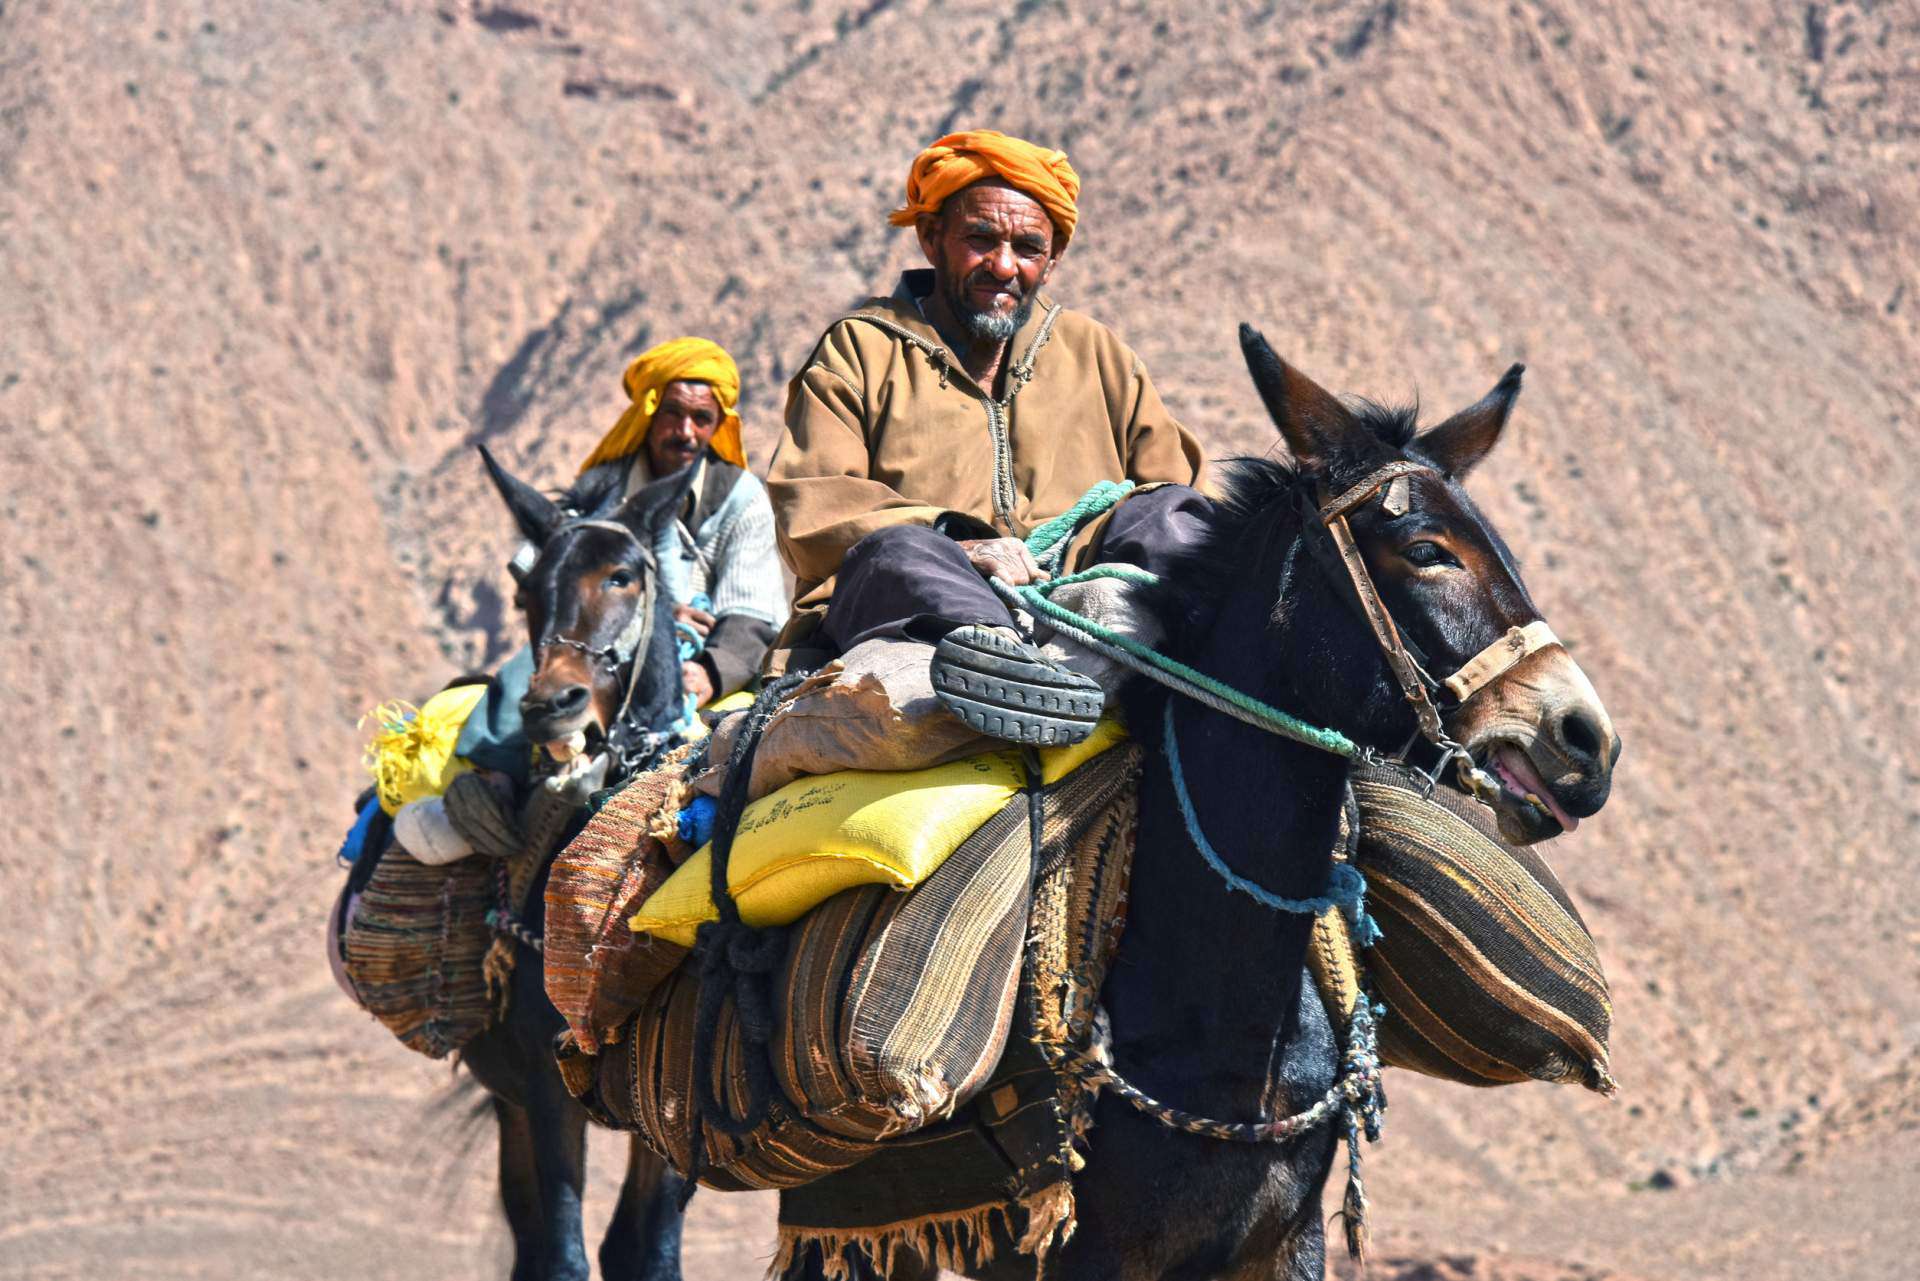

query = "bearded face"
(918, 180), (1061, 345)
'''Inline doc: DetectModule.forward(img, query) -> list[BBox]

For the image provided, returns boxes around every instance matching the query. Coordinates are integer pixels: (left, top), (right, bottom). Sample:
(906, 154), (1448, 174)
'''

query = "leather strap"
(1442, 621), (1559, 704)
(1322, 510), (1449, 744)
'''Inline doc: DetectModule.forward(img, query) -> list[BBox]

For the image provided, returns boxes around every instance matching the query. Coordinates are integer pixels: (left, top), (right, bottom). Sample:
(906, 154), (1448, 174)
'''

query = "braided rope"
(485, 908), (545, 954)
(1034, 997), (1384, 1144)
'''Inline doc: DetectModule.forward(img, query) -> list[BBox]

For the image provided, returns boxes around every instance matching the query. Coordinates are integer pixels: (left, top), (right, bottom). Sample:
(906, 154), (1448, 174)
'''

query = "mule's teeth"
(547, 730), (588, 763)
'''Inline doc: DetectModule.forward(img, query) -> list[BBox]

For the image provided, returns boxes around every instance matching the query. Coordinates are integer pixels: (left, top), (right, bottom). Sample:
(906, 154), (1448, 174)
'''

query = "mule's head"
(478, 446), (689, 753)
(1239, 325), (1619, 844)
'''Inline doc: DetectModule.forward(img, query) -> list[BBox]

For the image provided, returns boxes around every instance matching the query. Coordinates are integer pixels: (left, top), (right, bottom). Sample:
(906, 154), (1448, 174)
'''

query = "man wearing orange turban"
(573, 338), (786, 705)
(769, 131), (1208, 744)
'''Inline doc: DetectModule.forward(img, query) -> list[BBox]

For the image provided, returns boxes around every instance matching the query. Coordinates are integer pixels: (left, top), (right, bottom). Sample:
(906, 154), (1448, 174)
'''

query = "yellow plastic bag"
(631, 721), (1126, 946)
(362, 683), (489, 816)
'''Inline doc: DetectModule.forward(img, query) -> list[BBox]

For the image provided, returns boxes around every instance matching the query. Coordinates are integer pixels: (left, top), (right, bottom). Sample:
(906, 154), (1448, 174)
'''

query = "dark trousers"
(821, 484), (1212, 654)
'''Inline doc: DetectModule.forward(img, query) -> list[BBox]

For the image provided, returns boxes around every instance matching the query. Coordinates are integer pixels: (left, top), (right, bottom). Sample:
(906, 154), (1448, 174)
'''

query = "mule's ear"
(1238, 324), (1365, 471)
(478, 445), (561, 544)
(562, 464), (626, 520)
(1418, 364), (1524, 477)
(612, 464), (695, 537)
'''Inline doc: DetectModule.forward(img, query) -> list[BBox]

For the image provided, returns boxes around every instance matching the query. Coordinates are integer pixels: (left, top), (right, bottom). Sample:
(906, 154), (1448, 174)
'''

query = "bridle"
(1299, 459), (1562, 801)
(529, 518), (676, 776)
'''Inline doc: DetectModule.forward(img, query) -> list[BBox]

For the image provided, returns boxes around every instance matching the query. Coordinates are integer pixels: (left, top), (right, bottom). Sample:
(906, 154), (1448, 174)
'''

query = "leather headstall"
(1302, 461), (1562, 797)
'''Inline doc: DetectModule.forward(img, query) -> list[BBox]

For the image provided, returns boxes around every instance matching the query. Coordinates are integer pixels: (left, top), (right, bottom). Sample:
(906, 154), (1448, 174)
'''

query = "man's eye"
(1403, 542), (1453, 568)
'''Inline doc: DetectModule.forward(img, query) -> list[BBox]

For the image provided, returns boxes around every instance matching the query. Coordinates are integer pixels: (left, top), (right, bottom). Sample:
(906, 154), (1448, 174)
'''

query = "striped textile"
(1334, 762), (1616, 1093)
(543, 766), (695, 1055)
(341, 844), (497, 1058)
(584, 741), (1142, 1193)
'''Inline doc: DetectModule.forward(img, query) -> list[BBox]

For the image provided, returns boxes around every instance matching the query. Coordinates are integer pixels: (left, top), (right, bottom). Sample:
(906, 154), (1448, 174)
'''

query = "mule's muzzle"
(521, 683), (594, 743)
(1452, 644), (1619, 844)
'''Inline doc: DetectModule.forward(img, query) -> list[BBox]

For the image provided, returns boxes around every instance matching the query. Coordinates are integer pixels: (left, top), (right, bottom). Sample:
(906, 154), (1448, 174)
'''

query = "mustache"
(963, 269), (1026, 300)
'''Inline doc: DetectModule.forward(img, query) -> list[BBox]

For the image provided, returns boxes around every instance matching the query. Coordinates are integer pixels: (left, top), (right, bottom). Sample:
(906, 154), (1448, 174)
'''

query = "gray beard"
(952, 289), (1035, 343)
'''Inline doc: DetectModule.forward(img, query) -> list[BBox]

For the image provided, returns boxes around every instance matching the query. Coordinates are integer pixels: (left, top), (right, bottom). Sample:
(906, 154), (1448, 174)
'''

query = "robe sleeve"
(768, 323), (946, 592)
(1120, 355), (1207, 489)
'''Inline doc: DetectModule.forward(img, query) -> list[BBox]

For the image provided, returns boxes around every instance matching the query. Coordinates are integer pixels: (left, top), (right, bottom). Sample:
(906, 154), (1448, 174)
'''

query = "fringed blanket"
(770, 743), (1141, 1280)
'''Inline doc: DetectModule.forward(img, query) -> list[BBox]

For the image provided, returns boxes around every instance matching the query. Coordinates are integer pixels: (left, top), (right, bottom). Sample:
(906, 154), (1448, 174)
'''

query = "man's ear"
(1418, 364), (1524, 478)
(478, 445), (561, 545)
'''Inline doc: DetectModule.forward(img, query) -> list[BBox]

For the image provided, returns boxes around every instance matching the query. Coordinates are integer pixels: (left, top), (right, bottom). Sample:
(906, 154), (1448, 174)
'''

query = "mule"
(457, 447), (701, 1281)
(776, 327), (1620, 1280)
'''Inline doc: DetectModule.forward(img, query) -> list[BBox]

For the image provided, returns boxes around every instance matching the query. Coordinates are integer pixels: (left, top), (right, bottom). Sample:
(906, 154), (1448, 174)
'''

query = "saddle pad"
(1313, 762), (1616, 1093)
(630, 720), (1127, 946)
(586, 742), (1142, 1192)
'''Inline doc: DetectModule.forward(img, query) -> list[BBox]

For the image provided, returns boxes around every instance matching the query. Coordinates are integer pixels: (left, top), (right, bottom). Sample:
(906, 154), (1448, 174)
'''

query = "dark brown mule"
(779, 328), (1618, 1280)
(457, 447), (697, 1281)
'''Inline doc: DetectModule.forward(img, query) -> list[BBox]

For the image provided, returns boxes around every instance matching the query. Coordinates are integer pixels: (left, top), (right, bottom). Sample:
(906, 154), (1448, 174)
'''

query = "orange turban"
(578, 337), (748, 473)
(888, 130), (1081, 245)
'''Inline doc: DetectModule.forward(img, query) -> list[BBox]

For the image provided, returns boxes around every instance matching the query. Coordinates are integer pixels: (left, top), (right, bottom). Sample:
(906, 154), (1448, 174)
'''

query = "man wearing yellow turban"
(768, 130), (1208, 744)
(572, 338), (786, 705)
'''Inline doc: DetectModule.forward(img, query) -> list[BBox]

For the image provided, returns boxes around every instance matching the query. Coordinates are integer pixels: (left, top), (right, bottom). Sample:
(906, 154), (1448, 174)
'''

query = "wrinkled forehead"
(940, 178), (1056, 241)
(654, 380), (721, 417)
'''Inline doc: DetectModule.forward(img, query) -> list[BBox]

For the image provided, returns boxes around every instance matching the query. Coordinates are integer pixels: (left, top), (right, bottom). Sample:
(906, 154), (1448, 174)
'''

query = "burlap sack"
(696, 639), (989, 802)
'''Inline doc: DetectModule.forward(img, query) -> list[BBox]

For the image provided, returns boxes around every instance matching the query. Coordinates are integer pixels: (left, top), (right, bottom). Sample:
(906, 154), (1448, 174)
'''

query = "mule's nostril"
(1560, 710), (1604, 762)
(552, 685), (590, 716)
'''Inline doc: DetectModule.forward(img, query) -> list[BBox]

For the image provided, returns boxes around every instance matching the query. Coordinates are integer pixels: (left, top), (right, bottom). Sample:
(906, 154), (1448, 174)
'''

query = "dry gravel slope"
(1, 1), (1915, 1278)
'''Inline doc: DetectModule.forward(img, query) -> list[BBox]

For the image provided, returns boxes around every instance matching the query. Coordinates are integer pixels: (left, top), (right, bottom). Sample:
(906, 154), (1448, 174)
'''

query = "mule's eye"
(605, 570), (634, 590)
(1402, 541), (1456, 569)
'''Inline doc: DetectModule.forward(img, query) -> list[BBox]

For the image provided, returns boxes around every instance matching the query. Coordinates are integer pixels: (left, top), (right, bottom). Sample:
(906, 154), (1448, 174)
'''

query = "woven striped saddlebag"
(543, 763), (697, 1055)
(560, 742), (1141, 1192)
(1309, 760), (1616, 1093)
(340, 838), (497, 1058)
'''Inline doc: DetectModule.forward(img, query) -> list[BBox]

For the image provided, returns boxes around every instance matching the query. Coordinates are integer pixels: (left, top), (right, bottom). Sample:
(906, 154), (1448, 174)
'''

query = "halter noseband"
(1306, 461), (1561, 798)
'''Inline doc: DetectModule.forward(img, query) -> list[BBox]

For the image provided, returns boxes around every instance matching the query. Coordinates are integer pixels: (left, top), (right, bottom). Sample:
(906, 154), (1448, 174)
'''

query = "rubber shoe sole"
(931, 625), (1105, 746)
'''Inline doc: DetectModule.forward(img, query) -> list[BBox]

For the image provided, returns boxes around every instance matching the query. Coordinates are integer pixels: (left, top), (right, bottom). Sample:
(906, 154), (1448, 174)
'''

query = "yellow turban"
(888, 129), (1081, 245)
(578, 337), (748, 473)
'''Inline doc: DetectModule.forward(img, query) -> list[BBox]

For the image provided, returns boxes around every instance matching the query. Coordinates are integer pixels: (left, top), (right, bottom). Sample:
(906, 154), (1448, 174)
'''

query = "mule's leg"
(493, 1095), (545, 1281)
(599, 1135), (687, 1281)
(524, 1063), (594, 1281)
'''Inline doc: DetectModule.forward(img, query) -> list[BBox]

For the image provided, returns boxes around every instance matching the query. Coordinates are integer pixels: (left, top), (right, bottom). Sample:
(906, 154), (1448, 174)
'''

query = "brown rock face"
(2, 1), (1914, 1278)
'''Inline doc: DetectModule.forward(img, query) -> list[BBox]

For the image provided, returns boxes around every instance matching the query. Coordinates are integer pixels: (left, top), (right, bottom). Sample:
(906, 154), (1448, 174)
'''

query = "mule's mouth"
(1475, 739), (1580, 843)
(542, 719), (606, 763)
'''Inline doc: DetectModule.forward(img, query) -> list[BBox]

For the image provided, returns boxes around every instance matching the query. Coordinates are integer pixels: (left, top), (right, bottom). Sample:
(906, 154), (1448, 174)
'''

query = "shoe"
(931, 625), (1105, 746)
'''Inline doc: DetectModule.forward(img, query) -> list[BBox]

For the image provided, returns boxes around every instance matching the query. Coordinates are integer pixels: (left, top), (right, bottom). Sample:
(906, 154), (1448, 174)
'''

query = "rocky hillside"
(2, 1), (1914, 1277)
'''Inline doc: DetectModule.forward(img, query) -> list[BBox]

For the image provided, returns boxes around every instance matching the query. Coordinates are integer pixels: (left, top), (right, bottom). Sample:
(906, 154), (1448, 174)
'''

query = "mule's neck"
(1105, 596), (1351, 1111)
(607, 591), (689, 777)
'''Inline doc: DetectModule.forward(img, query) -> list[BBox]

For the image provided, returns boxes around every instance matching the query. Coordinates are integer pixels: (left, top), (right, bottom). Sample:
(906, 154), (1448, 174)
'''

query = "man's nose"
(987, 246), (1018, 279)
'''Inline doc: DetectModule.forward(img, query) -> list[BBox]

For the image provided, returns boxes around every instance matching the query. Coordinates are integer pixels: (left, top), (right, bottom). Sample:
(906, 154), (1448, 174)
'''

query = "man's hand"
(681, 660), (715, 707)
(673, 603), (716, 638)
(957, 537), (1046, 586)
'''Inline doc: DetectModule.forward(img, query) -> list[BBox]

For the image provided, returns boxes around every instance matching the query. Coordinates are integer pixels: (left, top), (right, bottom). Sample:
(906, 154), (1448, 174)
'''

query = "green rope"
(1025, 479), (1136, 571)
(1003, 484), (1358, 760)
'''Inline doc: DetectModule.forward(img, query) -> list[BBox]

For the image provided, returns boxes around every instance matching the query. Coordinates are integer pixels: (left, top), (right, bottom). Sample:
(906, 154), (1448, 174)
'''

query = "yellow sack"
(362, 683), (489, 817)
(631, 721), (1127, 946)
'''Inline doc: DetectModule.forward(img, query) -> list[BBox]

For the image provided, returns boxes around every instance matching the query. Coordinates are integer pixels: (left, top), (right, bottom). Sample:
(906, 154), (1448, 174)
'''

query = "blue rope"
(1163, 676), (1381, 944)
